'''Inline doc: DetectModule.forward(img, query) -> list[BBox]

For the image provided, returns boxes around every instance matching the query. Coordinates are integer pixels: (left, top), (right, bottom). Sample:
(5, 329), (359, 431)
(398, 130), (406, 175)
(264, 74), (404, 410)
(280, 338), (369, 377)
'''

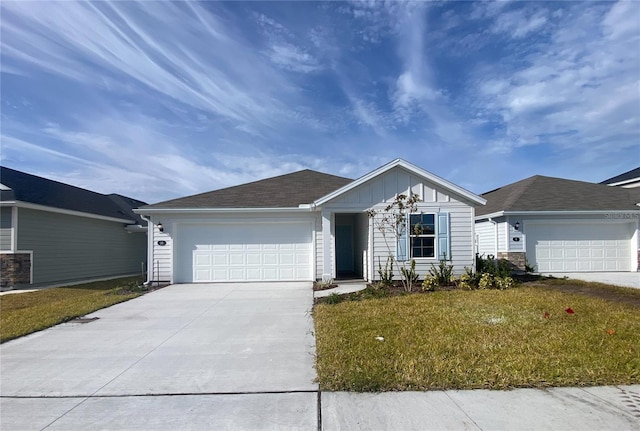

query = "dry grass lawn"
(314, 284), (640, 391)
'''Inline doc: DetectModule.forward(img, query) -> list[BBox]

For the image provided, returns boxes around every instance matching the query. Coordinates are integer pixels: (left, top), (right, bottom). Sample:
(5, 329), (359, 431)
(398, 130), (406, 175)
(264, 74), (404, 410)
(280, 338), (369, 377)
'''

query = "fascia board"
(475, 211), (505, 221)
(606, 178), (640, 187)
(7, 201), (134, 224)
(134, 207), (315, 214)
(475, 209), (640, 220)
(313, 158), (486, 206)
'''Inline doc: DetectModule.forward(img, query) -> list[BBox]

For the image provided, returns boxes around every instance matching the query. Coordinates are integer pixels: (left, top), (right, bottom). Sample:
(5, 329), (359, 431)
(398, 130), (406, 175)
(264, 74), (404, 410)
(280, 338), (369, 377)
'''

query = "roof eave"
(476, 209), (640, 221)
(313, 158), (486, 206)
(134, 206), (315, 214)
(1, 200), (135, 224)
(606, 178), (640, 187)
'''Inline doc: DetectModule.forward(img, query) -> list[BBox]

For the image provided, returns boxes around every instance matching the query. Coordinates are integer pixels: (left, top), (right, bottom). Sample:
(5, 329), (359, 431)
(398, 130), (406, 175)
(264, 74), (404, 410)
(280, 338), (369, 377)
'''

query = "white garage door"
(526, 222), (632, 272)
(175, 222), (312, 282)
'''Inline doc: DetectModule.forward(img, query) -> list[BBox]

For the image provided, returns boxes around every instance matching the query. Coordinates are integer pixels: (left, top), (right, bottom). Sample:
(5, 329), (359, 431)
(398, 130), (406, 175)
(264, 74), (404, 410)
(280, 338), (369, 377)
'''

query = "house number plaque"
(157, 240), (167, 246)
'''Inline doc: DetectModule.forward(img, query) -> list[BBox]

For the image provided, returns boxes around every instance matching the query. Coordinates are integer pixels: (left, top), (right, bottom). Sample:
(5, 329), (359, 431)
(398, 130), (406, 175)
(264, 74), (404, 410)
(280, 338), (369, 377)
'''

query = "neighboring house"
(135, 159), (486, 283)
(475, 175), (640, 273)
(601, 167), (640, 188)
(0, 166), (148, 288)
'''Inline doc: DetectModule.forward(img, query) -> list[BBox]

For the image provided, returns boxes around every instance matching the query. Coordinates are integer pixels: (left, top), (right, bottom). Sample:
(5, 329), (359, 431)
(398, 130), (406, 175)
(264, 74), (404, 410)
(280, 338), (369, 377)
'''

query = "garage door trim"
(524, 219), (634, 272)
(173, 219), (315, 283)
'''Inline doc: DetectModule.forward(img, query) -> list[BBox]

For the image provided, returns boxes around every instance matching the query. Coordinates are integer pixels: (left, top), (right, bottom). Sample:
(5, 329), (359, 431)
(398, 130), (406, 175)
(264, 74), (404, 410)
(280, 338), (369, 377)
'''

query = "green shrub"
(479, 273), (494, 289)
(429, 256), (454, 287)
(377, 256), (395, 287)
(422, 276), (438, 292)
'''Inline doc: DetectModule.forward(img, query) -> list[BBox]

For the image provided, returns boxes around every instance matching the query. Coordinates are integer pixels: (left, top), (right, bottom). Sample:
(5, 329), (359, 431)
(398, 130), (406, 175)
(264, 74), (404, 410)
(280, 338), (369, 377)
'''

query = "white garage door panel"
(527, 223), (632, 272)
(176, 223), (312, 282)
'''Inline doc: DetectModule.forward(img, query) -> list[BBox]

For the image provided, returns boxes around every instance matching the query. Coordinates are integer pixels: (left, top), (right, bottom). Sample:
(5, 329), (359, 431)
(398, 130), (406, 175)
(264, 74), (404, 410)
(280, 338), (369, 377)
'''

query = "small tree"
(367, 192), (420, 292)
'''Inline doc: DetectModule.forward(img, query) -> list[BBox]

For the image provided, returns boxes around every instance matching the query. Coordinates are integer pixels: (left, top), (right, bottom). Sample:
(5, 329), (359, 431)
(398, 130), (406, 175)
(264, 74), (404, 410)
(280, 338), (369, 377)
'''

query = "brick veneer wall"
(497, 252), (526, 271)
(0, 253), (31, 287)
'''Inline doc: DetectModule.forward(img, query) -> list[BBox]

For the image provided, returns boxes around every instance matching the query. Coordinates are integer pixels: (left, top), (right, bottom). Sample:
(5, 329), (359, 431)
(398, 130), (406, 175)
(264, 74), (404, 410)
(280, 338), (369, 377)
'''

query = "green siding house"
(0, 167), (147, 289)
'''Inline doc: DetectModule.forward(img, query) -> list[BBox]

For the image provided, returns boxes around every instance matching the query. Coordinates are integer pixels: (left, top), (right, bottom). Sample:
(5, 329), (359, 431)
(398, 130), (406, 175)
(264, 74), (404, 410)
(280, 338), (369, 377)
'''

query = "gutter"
(1, 200), (134, 224)
(475, 209), (640, 221)
(133, 206), (315, 214)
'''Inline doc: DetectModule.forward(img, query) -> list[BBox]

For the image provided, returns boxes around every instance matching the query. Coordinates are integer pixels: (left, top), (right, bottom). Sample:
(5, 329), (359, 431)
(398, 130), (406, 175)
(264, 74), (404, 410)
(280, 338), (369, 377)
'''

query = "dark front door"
(336, 225), (354, 275)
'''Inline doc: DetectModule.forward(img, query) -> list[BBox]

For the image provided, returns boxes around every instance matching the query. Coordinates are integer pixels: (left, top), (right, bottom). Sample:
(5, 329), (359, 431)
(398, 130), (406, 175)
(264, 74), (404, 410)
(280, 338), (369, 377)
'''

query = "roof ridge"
(506, 176), (538, 211)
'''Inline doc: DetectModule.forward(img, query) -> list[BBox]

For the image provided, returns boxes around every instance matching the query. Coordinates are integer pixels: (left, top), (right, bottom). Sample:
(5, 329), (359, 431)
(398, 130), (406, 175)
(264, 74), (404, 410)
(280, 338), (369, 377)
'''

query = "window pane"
(410, 214), (435, 236)
(411, 237), (434, 258)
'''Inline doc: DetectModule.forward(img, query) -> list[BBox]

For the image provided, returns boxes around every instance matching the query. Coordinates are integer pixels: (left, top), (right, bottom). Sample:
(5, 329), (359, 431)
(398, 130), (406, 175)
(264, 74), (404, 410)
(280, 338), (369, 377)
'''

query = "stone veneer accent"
(497, 252), (526, 271)
(0, 253), (31, 287)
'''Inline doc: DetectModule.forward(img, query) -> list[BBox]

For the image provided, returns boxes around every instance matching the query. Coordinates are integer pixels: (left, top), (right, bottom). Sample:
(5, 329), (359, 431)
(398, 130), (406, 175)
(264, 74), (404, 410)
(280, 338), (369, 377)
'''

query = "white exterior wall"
(475, 220), (496, 256)
(149, 219), (173, 282)
(313, 212), (323, 280)
(322, 166), (478, 278)
(476, 213), (639, 272)
(147, 212), (317, 283)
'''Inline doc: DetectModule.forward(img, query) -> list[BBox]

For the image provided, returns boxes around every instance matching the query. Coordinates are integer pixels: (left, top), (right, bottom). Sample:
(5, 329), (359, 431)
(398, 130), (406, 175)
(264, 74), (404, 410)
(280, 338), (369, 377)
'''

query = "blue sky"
(1, 0), (639, 204)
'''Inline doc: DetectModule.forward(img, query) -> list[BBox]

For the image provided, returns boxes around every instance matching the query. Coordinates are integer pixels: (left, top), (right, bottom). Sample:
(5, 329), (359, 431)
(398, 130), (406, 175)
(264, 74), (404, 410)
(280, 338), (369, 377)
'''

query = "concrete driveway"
(1, 282), (318, 430)
(542, 272), (640, 289)
(3, 281), (639, 430)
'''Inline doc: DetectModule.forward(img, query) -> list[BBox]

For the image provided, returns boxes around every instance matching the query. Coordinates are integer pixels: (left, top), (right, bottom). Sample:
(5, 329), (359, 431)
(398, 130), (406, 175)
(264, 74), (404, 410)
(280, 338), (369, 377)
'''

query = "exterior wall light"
(514, 222), (520, 231)
(157, 223), (164, 233)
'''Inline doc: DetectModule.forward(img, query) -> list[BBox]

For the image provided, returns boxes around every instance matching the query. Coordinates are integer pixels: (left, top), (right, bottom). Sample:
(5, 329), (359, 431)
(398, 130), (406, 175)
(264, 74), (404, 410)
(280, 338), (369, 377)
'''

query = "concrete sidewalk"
(542, 272), (640, 289)
(2, 385), (638, 430)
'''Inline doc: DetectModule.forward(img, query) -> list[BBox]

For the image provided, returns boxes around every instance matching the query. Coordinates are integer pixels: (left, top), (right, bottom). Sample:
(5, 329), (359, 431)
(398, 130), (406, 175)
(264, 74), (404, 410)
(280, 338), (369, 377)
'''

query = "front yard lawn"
(314, 282), (640, 391)
(0, 277), (146, 343)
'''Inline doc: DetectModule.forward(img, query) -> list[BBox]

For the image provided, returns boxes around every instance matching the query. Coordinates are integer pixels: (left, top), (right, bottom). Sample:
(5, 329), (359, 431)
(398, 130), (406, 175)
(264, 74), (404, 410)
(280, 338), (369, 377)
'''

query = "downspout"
(488, 217), (498, 260)
(140, 215), (154, 286)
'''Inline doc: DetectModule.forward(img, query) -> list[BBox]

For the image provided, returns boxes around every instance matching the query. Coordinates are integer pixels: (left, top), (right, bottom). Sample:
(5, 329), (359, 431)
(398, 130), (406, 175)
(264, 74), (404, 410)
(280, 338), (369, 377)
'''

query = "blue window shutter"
(437, 212), (450, 260)
(396, 213), (409, 261)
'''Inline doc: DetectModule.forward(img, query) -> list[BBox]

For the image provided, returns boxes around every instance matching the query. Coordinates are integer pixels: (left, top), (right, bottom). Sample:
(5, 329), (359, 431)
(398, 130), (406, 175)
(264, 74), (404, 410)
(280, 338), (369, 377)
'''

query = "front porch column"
(322, 209), (333, 281)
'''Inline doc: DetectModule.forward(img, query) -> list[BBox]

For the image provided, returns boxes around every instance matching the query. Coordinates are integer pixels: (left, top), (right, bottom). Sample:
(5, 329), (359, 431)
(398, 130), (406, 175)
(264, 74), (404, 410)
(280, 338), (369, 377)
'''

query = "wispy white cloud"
(1, 0), (637, 202)
(0, 1), (298, 131)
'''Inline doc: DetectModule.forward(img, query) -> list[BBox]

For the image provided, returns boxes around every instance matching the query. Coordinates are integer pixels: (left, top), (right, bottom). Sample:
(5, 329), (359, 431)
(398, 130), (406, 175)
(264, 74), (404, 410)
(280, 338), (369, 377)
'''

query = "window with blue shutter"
(405, 212), (450, 259)
(437, 212), (450, 260)
(409, 213), (435, 258)
(396, 215), (409, 261)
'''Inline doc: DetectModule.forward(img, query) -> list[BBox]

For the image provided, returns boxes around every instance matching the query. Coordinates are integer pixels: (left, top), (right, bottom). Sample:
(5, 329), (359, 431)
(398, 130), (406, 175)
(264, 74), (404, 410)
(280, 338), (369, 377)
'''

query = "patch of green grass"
(314, 287), (640, 391)
(0, 277), (145, 343)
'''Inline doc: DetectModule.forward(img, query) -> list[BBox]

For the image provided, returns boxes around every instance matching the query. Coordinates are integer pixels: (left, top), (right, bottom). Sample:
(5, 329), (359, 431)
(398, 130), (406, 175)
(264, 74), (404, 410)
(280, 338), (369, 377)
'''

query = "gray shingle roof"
(141, 169), (353, 209)
(0, 166), (147, 224)
(476, 175), (640, 217)
(600, 167), (640, 185)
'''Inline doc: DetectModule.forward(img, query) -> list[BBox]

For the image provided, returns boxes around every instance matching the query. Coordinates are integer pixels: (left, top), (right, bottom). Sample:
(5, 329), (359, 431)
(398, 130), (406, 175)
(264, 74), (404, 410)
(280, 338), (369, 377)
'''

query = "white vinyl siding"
(324, 166), (477, 277)
(150, 213), (317, 283)
(475, 221), (496, 256)
(313, 213), (323, 280)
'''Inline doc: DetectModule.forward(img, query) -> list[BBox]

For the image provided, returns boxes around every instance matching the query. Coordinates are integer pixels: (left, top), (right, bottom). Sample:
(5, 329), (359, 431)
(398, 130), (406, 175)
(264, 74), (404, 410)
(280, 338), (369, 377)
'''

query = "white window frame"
(409, 213), (436, 259)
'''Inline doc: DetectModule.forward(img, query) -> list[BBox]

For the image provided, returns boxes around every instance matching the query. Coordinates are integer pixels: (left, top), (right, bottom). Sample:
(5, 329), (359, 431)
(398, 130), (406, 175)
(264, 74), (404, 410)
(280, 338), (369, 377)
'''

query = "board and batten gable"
(16, 207), (146, 286)
(321, 166), (478, 277)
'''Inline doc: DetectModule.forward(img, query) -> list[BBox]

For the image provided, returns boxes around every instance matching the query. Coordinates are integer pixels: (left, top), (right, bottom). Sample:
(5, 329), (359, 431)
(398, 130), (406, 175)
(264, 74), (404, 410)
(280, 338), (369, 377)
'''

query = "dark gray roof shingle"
(476, 175), (640, 217)
(600, 167), (640, 185)
(0, 166), (147, 224)
(141, 169), (353, 209)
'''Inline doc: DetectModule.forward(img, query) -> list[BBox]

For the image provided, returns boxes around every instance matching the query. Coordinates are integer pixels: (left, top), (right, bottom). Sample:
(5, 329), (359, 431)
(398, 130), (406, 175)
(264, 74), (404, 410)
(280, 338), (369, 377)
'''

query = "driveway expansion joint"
(1, 389), (320, 399)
